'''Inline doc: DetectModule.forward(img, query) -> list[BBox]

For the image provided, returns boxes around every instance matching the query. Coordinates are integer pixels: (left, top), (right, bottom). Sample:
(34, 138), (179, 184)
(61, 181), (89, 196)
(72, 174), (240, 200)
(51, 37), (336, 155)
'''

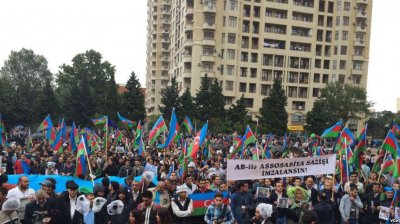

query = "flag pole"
(345, 141), (350, 184)
(377, 130), (391, 181)
(105, 118), (108, 159)
(84, 139), (95, 187)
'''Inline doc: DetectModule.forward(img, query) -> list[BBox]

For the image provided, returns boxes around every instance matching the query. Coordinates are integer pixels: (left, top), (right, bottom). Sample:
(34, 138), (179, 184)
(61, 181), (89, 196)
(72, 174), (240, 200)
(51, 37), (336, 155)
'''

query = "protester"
(24, 189), (56, 224)
(56, 180), (84, 224)
(204, 192), (234, 224)
(0, 198), (20, 223)
(137, 190), (160, 224)
(171, 185), (193, 224)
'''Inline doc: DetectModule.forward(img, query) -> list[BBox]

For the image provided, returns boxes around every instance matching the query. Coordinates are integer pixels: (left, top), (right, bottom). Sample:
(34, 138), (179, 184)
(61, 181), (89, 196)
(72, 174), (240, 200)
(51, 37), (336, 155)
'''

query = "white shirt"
(7, 186), (35, 199)
(70, 197), (77, 219)
(171, 198), (193, 218)
(144, 203), (153, 224)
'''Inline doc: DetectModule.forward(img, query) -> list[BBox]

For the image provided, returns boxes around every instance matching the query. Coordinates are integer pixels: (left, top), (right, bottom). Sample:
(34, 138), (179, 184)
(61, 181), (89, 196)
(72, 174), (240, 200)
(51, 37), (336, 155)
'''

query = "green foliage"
(209, 78), (226, 119)
(367, 111), (400, 139)
(0, 48), (53, 125)
(36, 79), (59, 119)
(259, 78), (288, 136)
(56, 50), (117, 125)
(178, 87), (196, 121)
(227, 94), (250, 132)
(159, 76), (179, 120)
(305, 82), (371, 133)
(195, 75), (212, 122)
(120, 71), (146, 122)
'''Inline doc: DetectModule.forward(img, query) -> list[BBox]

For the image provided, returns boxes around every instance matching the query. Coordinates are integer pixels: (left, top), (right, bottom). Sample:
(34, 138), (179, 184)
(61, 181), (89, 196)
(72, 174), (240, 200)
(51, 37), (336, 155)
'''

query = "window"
(224, 97), (233, 106)
(225, 81), (234, 91)
(313, 73), (320, 83)
(240, 67), (247, 77)
(204, 31), (215, 39)
(312, 88), (319, 97)
(339, 75), (345, 84)
(244, 98), (253, 108)
(261, 84), (271, 96)
(250, 53), (258, 63)
(336, 16), (340, 26)
(226, 65), (234, 75)
(222, 16), (226, 27)
(343, 16), (349, 26)
(229, 0), (238, 11)
(202, 46), (214, 55)
(335, 31), (339, 40)
(344, 2), (350, 11)
(341, 46), (347, 55)
(352, 75), (361, 84)
(222, 33), (225, 43)
(239, 83), (247, 92)
(353, 61), (363, 70)
(342, 31), (348, 41)
(240, 52), (248, 62)
(249, 83), (256, 93)
(355, 47), (363, 56)
(250, 68), (257, 78)
(227, 33), (236, 43)
(227, 49), (235, 59)
(322, 74), (329, 83)
(340, 60), (346, 70)
(228, 16), (237, 27)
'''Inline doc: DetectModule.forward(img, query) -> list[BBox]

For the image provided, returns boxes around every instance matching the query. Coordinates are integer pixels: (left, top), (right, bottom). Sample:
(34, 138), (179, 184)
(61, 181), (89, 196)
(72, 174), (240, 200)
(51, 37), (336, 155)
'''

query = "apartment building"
(146, 0), (372, 132)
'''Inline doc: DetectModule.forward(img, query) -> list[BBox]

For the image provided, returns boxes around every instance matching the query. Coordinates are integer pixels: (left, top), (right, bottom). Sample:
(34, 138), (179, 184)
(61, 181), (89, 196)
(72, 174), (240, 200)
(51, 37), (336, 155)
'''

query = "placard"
(379, 206), (390, 221)
(227, 154), (336, 180)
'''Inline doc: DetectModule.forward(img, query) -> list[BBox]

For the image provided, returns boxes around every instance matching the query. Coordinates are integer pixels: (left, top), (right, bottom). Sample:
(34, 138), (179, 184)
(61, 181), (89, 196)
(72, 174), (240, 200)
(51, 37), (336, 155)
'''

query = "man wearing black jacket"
(56, 181), (83, 224)
(301, 176), (318, 206)
(24, 189), (57, 224)
(362, 183), (381, 224)
(313, 191), (335, 224)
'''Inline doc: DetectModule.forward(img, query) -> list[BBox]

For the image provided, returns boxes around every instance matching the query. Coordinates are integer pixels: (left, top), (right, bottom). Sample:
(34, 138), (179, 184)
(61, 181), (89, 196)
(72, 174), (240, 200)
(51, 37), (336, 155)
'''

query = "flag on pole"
(351, 124), (368, 171)
(91, 116), (108, 126)
(117, 112), (135, 128)
(37, 115), (53, 132)
(69, 122), (79, 152)
(76, 136), (88, 177)
(240, 125), (257, 157)
(158, 108), (179, 148)
(382, 154), (395, 174)
(148, 116), (168, 145)
(321, 120), (343, 138)
(382, 130), (399, 158)
(182, 116), (194, 133)
(186, 122), (208, 160)
(134, 121), (143, 148)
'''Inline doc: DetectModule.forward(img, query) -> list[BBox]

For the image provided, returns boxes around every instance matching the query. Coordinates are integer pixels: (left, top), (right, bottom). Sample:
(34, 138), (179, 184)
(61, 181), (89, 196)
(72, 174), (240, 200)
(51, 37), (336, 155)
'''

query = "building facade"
(146, 0), (372, 132)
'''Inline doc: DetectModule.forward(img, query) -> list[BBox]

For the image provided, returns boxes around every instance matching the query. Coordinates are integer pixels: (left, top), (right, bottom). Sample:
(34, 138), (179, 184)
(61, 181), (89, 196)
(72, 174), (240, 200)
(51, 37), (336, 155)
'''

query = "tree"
(0, 76), (17, 125)
(0, 48), (53, 125)
(304, 101), (336, 135)
(178, 87), (196, 121)
(209, 78), (226, 119)
(259, 78), (288, 136)
(367, 111), (400, 139)
(159, 76), (179, 120)
(227, 94), (250, 131)
(195, 75), (213, 122)
(120, 71), (146, 122)
(57, 50), (117, 125)
(305, 82), (371, 132)
(36, 79), (59, 119)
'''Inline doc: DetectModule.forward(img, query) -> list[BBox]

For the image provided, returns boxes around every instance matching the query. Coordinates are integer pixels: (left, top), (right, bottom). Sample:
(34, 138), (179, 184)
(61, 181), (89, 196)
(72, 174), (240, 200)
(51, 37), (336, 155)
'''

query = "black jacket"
(109, 199), (137, 224)
(56, 193), (84, 224)
(24, 198), (57, 224)
(313, 200), (336, 224)
(301, 183), (318, 206)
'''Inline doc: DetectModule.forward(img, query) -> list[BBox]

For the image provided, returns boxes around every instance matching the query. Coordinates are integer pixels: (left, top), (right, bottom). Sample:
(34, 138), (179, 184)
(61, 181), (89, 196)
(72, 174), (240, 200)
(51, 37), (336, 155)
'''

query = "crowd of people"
(0, 128), (399, 224)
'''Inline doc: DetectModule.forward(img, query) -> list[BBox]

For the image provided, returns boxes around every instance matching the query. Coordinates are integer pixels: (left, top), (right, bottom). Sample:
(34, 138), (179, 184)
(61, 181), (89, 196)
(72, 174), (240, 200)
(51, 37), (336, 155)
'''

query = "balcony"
(201, 55), (215, 62)
(355, 26), (367, 33)
(183, 54), (192, 63)
(351, 69), (364, 75)
(183, 70), (192, 78)
(186, 7), (193, 15)
(185, 24), (193, 32)
(352, 55), (365, 61)
(202, 39), (216, 45)
(203, 5), (216, 13)
(354, 40), (365, 47)
(356, 11), (367, 19)
(203, 22), (216, 30)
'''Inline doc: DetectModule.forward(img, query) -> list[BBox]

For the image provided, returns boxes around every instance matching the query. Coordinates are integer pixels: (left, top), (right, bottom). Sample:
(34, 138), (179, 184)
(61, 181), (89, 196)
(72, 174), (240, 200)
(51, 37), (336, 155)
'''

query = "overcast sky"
(0, 0), (398, 112)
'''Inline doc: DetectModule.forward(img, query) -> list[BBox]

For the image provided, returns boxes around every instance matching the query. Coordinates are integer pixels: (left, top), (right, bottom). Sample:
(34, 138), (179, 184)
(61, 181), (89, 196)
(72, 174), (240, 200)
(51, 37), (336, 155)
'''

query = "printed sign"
(227, 154), (336, 180)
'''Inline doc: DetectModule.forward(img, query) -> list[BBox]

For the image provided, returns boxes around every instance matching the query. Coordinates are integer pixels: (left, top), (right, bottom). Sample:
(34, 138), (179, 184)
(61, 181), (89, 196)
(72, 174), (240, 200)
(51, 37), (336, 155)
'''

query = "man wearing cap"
(56, 181), (83, 224)
(187, 162), (199, 181)
(171, 185), (193, 224)
(339, 183), (363, 224)
(378, 186), (396, 222)
(40, 180), (57, 199)
(24, 189), (57, 224)
(252, 203), (273, 224)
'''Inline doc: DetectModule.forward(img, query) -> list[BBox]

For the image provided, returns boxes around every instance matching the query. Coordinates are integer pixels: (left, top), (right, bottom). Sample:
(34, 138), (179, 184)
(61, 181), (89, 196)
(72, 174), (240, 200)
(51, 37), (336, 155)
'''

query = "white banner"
(227, 154), (336, 180)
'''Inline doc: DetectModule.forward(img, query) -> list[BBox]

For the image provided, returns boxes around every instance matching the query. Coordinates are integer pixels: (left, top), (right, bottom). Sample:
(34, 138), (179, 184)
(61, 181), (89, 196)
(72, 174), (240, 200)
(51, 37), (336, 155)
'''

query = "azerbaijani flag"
(186, 122), (208, 160)
(321, 120), (343, 138)
(167, 162), (175, 179)
(46, 128), (57, 145)
(189, 192), (229, 216)
(252, 142), (260, 160)
(69, 122), (79, 152)
(228, 139), (244, 159)
(113, 129), (123, 146)
(76, 136), (88, 177)
(148, 116), (168, 145)
(382, 130), (399, 158)
(351, 124), (368, 171)
(52, 129), (64, 153)
(240, 125), (257, 157)
(80, 128), (101, 143)
(117, 112), (135, 128)
(263, 134), (272, 159)
(340, 153), (349, 183)
(37, 115), (53, 132)
(372, 149), (385, 173)
(134, 121), (142, 148)
(392, 123), (400, 138)
(91, 116), (108, 126)
(182, 116), (194, 133)
(347, 146), (353, 161)
(158, 108), (180, 148)
(382, 154), (394, 174)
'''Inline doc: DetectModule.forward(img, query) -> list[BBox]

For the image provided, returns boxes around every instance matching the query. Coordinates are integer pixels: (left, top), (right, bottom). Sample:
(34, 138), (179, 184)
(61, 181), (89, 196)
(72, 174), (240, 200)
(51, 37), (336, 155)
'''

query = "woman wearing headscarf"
(250, 203), (273, 224)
